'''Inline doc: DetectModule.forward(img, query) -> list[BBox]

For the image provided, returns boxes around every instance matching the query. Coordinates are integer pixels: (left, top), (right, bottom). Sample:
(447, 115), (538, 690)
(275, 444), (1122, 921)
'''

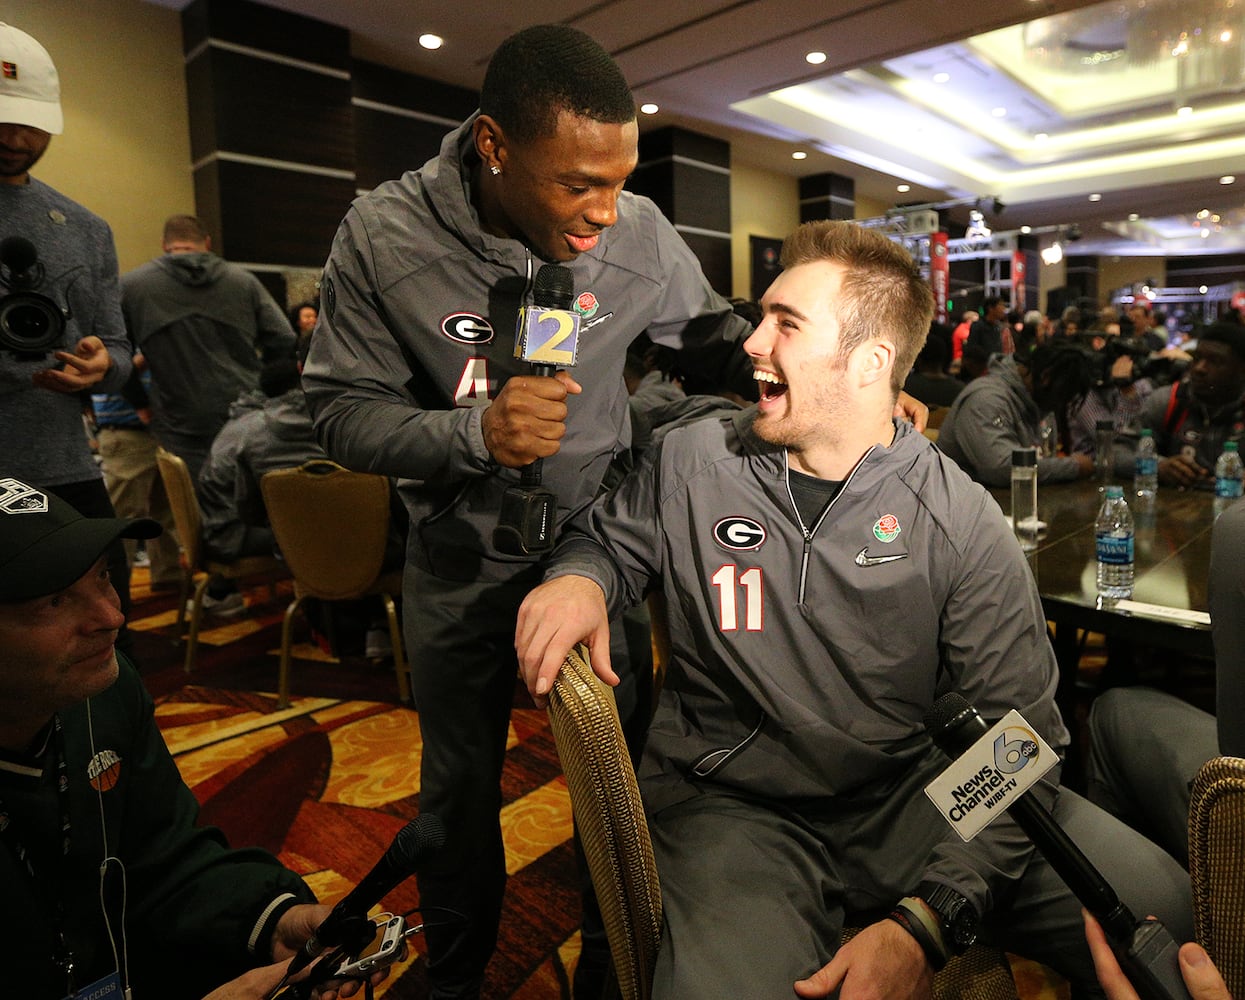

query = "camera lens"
(0, 292), (64, 354)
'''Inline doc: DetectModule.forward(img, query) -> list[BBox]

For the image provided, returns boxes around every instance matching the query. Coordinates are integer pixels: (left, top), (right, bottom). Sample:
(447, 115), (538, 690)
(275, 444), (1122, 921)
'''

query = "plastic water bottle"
(1095, 419), (1115, 488)
(1011, 448), (1039, 551)
(1214, 441), (1244, 519)
(1096, 485), (1134, 599)
(1134, 428), (1158, 502)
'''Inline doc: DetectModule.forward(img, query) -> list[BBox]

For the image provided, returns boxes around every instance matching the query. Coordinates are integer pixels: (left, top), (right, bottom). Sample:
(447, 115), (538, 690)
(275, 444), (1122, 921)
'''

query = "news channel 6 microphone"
(493, 264), (581, 556)
(0, 236), (70, 357)
(924, 694), (1192, 1000)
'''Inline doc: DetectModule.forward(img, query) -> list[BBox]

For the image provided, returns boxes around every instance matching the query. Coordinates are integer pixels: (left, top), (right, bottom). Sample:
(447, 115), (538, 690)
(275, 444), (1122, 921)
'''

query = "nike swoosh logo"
(854, 547), (909, 567)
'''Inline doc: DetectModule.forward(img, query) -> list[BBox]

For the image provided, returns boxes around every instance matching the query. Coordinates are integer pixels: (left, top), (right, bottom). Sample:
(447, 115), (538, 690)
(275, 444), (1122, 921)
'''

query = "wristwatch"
(918, 883), (979, 954)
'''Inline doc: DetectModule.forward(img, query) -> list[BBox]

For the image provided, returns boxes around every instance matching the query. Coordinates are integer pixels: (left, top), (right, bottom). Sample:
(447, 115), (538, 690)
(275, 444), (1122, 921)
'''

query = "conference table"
(987, 477), (1220, 780)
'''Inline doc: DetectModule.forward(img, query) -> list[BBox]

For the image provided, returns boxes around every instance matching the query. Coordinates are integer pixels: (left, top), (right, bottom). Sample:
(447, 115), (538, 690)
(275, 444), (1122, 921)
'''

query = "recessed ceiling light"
(1201, 230), (1211, 238)
(640, 103), (659, 115)
(806, 51), (827, 65)
(933, 72), (950, 84)
(1200, 285), (1209, 294)
(1221, 175), (1237, 185)
(1198, 208), (1211, 219)
(1177, 105), (1194, 117)
(897, 184), (910, 193)
(1020, 226), (1032, 234)
(991, 107), (1007, 117)
(792, 151), (808, 160)
(1128, 213), (1140, 221)
(418, 33), (443, 50)
(1088, 193), (1102, 202)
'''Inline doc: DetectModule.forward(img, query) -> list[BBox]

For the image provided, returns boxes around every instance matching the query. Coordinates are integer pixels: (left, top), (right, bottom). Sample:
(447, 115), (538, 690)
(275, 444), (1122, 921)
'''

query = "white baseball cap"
(0, 23), (63, 135)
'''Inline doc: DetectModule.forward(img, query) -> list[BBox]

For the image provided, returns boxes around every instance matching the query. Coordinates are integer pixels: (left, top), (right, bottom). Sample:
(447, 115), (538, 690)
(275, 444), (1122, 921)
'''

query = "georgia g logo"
(441, 312), (495, 345)
(713, 516), (766, 551)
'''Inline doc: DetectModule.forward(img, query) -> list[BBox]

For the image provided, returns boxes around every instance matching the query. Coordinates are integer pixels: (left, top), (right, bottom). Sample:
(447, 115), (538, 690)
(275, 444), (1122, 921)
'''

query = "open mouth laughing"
(754, 369), (788, 402)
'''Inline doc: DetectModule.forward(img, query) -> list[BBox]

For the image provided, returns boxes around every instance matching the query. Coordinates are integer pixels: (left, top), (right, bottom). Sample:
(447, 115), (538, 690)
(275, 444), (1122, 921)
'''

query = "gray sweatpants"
(1086, 685), (1218, 867)
(647, 759), (1193, 998)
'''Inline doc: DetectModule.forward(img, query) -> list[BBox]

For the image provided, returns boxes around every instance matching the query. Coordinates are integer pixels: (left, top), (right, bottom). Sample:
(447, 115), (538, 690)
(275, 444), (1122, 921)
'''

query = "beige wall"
(729, 161), (799, 300)
(1098, 255), (1166, 303)
(5, 0), (192, 273)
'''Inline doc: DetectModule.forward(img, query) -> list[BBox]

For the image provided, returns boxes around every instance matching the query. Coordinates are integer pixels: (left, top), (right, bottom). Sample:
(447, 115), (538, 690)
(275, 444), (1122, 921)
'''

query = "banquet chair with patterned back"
(546, 645), (1020, 1000)
(155, 447), (285, 673)
(260, 460), (410, 709)
(1188, 755), (1245, 999)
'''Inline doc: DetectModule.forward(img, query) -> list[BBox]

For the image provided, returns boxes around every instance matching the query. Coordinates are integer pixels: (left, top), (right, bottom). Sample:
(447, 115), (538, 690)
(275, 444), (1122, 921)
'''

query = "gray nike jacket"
(548, 410), (1069, 916)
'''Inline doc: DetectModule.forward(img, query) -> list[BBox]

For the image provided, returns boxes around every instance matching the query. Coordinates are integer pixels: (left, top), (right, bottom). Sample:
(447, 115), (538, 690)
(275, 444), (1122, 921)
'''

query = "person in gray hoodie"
(121, 214), (294, 487)
(937, 343), (1098, 487)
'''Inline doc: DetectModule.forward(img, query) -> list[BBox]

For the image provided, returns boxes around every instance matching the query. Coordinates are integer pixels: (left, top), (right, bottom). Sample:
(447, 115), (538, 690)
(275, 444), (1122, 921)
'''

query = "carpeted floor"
(126, 566), (1069, 999)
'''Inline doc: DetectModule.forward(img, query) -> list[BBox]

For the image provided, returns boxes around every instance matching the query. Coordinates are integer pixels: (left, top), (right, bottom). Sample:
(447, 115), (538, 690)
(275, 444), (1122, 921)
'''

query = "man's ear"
(857, 338), (896, 388)
(473, 115), (505, 174)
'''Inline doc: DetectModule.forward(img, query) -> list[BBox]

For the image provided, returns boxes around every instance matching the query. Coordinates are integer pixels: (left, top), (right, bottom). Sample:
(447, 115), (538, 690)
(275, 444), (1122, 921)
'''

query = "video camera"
(1070, 333), (1152, 388)
(0, 236), (70, 358)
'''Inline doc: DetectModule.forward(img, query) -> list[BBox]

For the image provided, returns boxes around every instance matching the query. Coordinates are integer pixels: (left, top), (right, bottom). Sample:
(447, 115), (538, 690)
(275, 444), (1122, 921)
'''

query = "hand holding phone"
(334, 915), (409, 978)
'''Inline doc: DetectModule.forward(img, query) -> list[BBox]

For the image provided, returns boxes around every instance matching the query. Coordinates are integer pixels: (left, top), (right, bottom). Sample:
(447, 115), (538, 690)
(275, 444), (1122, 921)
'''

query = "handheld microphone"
(924, 694), (1191, 1000)
(287, 813), (446, 978)
(493, 264), (581, 556)
(0, 236), (40, 284)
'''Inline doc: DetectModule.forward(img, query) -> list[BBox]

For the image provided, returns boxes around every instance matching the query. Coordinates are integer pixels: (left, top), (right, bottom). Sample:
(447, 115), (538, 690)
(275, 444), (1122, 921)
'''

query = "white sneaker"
(187, 591), (247, 619)
(364, 626), (393, 659)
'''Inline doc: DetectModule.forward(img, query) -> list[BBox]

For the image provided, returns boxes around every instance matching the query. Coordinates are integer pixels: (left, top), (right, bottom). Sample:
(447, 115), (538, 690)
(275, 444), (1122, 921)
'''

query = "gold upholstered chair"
(1188, 755), (1245, 999)
(546, 644), (1020, 1000)
(260, 460), (410, 709)
(155, 447), (286, 674)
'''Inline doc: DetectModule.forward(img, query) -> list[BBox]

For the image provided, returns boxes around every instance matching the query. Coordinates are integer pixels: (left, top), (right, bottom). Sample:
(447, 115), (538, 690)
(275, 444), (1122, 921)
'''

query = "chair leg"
(184, 574), (211, 673)
(277, 595), (304, 710)
(173, 569), (192, 643)
(381, 594), (410, 704)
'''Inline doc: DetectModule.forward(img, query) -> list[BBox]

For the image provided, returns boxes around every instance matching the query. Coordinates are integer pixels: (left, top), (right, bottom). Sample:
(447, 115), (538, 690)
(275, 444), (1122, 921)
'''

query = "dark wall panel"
(198, 160), (354, 267)
(672, 161), (730, 234)
(353, 60), (477, 121)
(182, 0), (348, 68)
(679, 231), (732, 296)
(354, 109), (453, 190)
(638, 126), (730, 169)
(186, 47), (353, 169)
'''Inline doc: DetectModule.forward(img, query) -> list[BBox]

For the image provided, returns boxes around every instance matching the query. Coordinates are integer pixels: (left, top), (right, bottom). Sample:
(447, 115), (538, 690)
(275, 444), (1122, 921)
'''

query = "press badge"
(66, 970), (122, 1000)
(924, 710), (1057, 842)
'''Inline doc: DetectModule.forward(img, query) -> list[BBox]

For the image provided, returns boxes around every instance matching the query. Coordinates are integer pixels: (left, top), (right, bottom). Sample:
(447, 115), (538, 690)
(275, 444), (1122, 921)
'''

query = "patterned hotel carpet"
(129, 568), (1066, 1000)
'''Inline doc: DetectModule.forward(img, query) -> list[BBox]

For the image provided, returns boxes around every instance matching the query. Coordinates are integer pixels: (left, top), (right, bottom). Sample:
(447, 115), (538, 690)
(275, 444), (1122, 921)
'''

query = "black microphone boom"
(924, 694), (1191, 1000)
(288, 813), (446, 977)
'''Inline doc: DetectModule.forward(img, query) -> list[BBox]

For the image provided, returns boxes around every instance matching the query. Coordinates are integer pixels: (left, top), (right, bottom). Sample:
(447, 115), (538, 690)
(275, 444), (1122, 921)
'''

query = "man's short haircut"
(779, 220), (934, 394)
(1199, 322), (1245, 364)
(163, 214), (210, 245)
(480, 25), (635, 143)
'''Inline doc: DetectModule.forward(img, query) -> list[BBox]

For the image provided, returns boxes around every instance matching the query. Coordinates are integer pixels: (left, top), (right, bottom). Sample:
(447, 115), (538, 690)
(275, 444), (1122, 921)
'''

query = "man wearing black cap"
(0, 477), (338, 1000)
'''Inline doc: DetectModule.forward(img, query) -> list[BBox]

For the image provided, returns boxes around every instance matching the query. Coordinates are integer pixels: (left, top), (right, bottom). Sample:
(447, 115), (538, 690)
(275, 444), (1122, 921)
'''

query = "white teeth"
(753, 370), (786, 385)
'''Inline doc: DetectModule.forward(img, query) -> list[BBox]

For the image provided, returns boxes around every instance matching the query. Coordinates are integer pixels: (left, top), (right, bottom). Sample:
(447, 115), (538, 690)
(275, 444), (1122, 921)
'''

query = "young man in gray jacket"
(516, 221), (1191, 998)
(302, 27), (925, 997)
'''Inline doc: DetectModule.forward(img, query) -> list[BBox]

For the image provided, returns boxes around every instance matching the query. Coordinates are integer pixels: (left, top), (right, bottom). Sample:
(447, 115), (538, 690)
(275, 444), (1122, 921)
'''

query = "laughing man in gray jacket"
(517, 222), (1191, 999)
